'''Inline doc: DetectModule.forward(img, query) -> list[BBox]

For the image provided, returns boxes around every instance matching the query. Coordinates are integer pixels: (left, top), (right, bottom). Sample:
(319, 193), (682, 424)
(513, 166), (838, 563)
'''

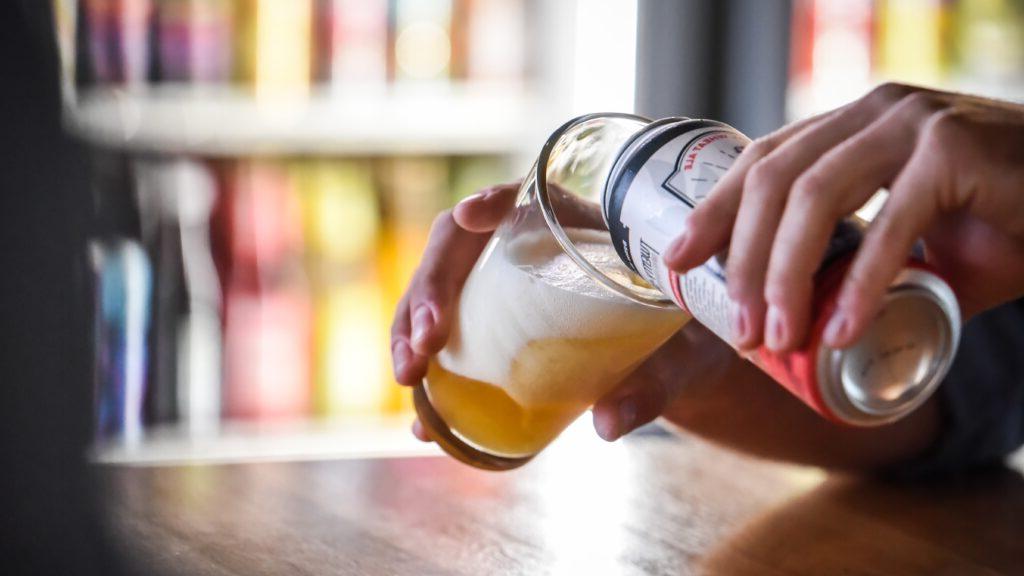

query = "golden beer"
(415, 227), (686, 470)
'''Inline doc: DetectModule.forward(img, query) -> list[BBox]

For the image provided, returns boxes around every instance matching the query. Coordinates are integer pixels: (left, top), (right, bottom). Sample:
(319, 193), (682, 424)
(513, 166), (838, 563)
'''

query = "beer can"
(602, 118), (962, 425)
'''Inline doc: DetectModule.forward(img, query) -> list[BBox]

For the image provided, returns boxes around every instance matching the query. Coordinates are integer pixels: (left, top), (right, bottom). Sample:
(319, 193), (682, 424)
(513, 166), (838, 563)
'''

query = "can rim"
(535, 112), (677, 310)
(816, 268), (962, 424)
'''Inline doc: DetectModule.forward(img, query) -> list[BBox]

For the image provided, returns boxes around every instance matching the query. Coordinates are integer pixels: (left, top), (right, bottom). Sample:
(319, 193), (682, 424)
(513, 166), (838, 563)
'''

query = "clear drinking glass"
(413, 113), (690, 470)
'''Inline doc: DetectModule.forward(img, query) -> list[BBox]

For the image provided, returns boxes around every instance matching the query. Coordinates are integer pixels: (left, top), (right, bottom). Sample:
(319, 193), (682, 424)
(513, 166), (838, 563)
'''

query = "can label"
(607, 123), (748, 345)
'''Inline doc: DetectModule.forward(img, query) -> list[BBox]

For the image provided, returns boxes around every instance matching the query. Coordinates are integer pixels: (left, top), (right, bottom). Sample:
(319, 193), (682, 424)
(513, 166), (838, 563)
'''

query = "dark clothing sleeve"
(889, 298), (1024, 477)
(0, 2), (125, 574)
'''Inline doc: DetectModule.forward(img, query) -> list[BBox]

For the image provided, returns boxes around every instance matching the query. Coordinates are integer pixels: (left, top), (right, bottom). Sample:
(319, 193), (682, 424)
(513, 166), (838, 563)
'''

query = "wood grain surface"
(99, 430), (1024, 575)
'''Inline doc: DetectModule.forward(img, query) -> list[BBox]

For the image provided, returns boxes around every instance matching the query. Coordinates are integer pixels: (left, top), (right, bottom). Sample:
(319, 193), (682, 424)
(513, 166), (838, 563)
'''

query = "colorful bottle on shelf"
(389, 0), (454, 82)
(236, 0), (313, 97)
(154, 0), (235, 83)
(136, 159), (224, 434)
(90, 156), (152, 442)
(83, 0), (154, 85)
(221, 160), (312, 420)
(294, 160), (387, 418)
(315, 0), (389, 90)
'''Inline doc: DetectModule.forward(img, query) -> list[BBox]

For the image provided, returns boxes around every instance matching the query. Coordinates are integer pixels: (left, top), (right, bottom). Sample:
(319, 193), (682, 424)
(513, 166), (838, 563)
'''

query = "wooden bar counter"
(99, 426), (1024, 575)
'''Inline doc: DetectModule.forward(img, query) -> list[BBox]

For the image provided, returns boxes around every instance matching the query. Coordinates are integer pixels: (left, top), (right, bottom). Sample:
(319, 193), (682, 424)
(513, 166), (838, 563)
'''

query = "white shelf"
(91, 416), (441, 466)
(67, 83), (543, 157)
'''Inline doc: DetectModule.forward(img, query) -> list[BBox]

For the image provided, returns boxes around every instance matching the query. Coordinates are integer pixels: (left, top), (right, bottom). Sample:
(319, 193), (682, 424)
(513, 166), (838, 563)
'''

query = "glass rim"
(534, 112), (676, 310)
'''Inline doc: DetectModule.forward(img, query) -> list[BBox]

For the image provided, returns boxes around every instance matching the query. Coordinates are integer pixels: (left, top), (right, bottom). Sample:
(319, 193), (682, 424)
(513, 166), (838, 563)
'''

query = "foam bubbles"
(437, 227), (688, 408)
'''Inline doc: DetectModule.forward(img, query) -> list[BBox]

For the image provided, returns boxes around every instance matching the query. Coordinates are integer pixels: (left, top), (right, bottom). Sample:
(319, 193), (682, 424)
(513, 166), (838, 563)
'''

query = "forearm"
(656, 326), (941, 472)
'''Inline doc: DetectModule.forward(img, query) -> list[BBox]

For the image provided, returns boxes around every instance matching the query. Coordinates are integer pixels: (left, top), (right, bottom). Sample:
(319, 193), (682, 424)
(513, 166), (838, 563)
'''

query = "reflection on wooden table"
(100, 422), (1024, 575)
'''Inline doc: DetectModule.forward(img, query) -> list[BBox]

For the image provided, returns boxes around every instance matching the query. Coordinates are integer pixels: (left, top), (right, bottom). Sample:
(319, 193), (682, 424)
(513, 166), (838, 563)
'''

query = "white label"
(617, 127), (750, 345)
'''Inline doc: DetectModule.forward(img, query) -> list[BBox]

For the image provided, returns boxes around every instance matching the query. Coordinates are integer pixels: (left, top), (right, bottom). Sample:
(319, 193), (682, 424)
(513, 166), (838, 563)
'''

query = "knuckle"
(725, 263), (756, 301)
(744, 160), (784, 200)
(429, 209), (455, 234)
(390, 295), (411, 337)
(922, 108), (967, 150)
(689, 199), (727, 231)
(697, 203), (731, 232)
(649, 379), (671, 415)
(415, 271), (447, 304)
(744, 138), (775, 161)
(763, 275), (807, 308)
(724, 271), (744, 301)
(838, 267), (875, 310)
(897, 90), (941, 114)
(867, 82), (915, 108)
(790, 172), (825, 204)
(390, 316), (407, 340)
(870, 217), (902, 247)
(763, 277), (787, 306)
(484, 181), (516, 197)
(501, 179), (523, 192)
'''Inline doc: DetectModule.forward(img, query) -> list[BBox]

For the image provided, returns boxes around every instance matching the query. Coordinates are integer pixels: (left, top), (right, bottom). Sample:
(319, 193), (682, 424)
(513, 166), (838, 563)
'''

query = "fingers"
(591, 372), (669, 442)
(547, 182), (608, 229)
(663, 107), (841, 274)
(452, 182), (519, 233)
(762, 92), (947, 351)
(665, 83), (955, 353)
(662, 137), (764, 272)
(409, 210), (492, 356)
(591, 341), (678, 441)
(390, 178), (605, 390)
(664, 113), (850, 350)
(824, 130), (945, 347)
(452, 180), (604, 234)
(391, 187), (512, 385)
(411, 419), (432, 442)
(590, 326), (730, 441)
(722, 91), (929, 352)
(391, 293), (428, 386)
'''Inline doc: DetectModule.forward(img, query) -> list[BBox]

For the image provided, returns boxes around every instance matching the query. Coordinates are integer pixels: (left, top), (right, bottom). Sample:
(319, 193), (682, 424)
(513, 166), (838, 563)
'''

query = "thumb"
(592, 324), (734, 441)
(592, 364), (675, 442)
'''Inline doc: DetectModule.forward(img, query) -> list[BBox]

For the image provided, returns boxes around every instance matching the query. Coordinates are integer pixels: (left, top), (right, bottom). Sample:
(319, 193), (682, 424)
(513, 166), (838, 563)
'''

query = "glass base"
(412, 384), (535, 472)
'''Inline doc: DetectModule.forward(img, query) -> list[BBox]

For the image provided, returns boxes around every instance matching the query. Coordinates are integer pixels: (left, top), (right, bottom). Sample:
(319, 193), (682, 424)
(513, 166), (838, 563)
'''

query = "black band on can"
(604, 119), (727, 275)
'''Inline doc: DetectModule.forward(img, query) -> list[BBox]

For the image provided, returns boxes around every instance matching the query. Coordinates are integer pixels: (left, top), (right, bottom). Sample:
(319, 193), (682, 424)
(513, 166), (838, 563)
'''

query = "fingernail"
(823, 309), (849, 347)
(392, 340), (411, 376)
(617, 398), (637, 437)
(457, 192), (484, 206)
(765, 305), (787, 351)
(412, 420), (430, 442)
(411, 306), (434, 347)
(729, 300), (749, 344)
(594, 410), (618, 441)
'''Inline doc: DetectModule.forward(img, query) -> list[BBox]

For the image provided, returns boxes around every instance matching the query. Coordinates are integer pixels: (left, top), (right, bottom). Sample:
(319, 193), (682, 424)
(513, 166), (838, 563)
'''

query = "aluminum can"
(603, 118), (961, 425)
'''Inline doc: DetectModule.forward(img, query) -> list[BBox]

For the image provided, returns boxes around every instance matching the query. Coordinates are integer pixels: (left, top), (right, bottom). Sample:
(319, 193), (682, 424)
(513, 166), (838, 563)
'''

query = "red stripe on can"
(668, 270), (691, 315)
(750, 256), (853, 423)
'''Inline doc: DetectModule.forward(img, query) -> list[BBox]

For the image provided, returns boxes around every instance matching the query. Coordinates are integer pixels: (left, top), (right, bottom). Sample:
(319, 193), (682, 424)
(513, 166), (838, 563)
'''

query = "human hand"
(390, 182), (708, 442)
(664, 83), (1024, 353)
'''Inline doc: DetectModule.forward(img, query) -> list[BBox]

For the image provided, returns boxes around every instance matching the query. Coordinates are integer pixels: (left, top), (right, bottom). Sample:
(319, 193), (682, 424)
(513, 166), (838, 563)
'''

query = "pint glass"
(413, 114), (689, 470)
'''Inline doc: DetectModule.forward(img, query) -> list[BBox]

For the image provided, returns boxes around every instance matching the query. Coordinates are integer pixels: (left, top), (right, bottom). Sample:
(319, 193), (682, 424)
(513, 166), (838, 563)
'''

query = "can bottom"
(412, 384), (535, 472)
(817, 267), (959, 425)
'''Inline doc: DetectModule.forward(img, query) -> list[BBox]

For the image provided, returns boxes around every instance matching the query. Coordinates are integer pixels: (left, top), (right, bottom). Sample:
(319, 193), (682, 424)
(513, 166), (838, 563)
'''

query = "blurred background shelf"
(64, 0), (1024, 464)
(65, 0), (643, 463)
(68, 84), (542, 157)
(950, 77), (1024, 102)
(91, 416), (441, 466)
(785, 0), (1024, 119)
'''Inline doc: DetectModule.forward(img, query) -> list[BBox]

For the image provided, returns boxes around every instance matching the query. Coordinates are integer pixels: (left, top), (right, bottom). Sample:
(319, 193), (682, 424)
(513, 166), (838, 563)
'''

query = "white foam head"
(437, 227), (687, 408)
